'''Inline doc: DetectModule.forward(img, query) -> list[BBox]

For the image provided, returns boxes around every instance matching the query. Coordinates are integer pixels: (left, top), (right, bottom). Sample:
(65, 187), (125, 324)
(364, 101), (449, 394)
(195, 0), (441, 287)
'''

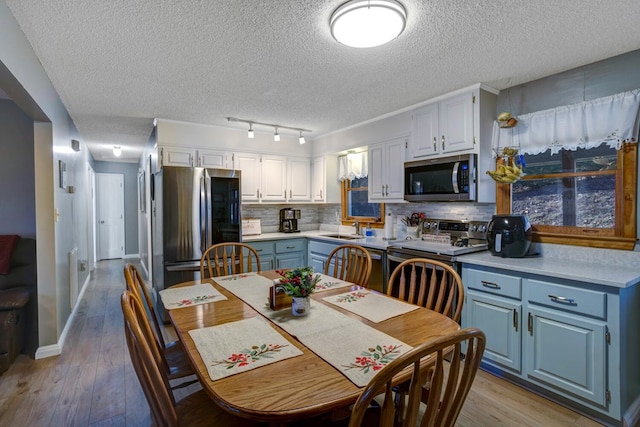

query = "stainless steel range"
(386, 218), (489, 287)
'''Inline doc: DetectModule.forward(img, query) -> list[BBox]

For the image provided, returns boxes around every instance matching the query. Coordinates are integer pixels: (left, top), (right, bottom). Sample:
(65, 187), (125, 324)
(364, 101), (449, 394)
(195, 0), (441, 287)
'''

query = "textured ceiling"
(5, 0), (640, 163)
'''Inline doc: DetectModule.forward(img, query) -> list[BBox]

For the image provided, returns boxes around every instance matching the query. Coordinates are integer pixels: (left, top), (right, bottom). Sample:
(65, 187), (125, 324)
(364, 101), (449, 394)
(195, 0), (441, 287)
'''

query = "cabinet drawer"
(526, 279), (606, 320)
(275, 239), (306, 253)
(308, 240), (338, 256)
(465, 268), (522, 299)
(248, 241), (274, 256)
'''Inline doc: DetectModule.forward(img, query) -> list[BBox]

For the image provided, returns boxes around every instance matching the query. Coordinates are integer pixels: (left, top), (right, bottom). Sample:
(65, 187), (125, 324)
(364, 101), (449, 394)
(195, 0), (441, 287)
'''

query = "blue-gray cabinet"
(246, 238), (307, 271)
(461, 264), (640, 425)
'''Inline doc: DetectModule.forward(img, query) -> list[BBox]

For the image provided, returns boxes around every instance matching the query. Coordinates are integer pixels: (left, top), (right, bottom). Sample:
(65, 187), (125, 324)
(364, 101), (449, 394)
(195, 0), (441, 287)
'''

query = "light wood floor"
(0, 259), (605, 426)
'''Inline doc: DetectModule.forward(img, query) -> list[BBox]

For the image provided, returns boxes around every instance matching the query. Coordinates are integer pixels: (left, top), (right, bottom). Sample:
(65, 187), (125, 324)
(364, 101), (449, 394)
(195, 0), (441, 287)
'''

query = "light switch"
(55, 208), (60, 222)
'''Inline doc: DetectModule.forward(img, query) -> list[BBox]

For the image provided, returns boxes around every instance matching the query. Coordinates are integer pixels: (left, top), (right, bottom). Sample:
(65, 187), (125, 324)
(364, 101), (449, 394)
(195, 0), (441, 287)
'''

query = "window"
(496, 142), (637, 249)
(341, 177), (384, 225)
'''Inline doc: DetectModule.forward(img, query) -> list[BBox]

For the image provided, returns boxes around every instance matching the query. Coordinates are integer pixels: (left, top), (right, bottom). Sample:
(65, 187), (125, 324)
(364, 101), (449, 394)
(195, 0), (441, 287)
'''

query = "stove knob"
(432, 222), (439, 230)
(470, 224), (478, 232)
(479, 225), (487, 233)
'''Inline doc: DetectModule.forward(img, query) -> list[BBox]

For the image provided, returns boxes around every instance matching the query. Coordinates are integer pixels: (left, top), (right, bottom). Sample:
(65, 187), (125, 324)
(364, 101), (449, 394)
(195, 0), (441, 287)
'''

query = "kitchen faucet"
(353, 221), (361, 236)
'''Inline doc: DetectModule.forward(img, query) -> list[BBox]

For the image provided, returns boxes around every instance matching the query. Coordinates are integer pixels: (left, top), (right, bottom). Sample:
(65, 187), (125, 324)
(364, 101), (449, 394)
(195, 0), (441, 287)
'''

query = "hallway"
(0, 259), (603, 426)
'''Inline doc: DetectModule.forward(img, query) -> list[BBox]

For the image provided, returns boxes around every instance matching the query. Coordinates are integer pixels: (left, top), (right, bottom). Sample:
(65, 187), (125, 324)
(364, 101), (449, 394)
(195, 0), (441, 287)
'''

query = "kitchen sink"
(321, 233), (363, 240)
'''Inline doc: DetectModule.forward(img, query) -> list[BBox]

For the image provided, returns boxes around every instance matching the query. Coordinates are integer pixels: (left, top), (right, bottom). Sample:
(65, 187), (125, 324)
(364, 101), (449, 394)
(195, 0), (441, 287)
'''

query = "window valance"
(492, 88), (640, 156)
(338, 152), (368, 181)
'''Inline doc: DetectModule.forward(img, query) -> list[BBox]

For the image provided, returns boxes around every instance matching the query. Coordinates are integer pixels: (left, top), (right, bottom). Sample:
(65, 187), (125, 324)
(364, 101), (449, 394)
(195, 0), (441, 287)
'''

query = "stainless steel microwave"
(404, 154), (476, 202)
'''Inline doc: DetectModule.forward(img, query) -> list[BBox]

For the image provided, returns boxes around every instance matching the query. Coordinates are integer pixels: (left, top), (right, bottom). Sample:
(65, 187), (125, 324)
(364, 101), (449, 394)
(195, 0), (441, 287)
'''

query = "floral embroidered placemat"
(214, 272), (274, 309)
(322, 290), (420, 323)
(313, 273), (355, 293)
(188, 316), (303, 381)
(262, 301), (412, 386)
(159, 283), (227, 310)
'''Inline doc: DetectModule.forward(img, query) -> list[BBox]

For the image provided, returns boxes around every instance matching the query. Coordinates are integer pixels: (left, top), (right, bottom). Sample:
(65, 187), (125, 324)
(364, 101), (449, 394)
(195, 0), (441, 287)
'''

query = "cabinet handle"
(286, 246), (295, 249)
(548, 295), (576, 305)
(255, 249), (263, 252)
(527, 313), (533, 336)
(289, 189), (292, 199)
(284, 190), (286, 198)
(481, 280), (501, 289)
(382, 185), (385, 196)
(385, 184), (389, 196)
(513, 309), (518, 332)
(320, 189), (323, 199)
(433, 137), (437, 151)
(441, 135), (445, 150)
(256, 189), (259, 198)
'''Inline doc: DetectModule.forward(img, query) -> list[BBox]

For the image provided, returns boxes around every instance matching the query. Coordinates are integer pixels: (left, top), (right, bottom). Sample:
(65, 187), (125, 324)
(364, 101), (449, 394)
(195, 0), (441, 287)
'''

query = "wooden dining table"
(167, 270), (460, 424)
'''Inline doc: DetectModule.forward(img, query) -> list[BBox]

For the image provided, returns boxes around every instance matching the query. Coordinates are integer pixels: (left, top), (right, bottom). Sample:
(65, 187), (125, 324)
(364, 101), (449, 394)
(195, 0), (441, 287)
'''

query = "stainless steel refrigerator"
(152, 166), (241, 320)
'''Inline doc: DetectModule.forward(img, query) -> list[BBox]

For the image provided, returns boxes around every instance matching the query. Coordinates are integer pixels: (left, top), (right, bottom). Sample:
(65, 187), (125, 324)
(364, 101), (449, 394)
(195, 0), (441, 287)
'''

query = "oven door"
(386, 246), (459, 292)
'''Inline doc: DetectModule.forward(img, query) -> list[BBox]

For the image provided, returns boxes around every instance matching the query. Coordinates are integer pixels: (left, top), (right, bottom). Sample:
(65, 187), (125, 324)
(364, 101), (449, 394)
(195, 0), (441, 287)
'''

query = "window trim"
(495, 141), (637, 250)
(341, 180), (385, 227)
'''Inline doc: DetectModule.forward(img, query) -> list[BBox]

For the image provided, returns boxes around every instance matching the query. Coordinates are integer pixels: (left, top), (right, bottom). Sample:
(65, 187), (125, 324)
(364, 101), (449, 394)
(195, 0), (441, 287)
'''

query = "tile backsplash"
(242, 202), (496, 234)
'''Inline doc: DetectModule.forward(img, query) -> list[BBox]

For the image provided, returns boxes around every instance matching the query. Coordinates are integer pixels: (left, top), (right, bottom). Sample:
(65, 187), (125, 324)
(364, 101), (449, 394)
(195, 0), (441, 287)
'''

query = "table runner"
(159, 283), (227, 309)
(188, 316), (303, 381)
(214, 273), (413, 386)
(322, 290), (419, 323)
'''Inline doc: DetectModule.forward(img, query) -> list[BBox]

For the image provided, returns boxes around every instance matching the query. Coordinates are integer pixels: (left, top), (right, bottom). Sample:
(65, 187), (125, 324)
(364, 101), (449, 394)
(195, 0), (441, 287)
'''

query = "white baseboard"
(34, 273), (91, 360)
(123, 253), (139, 259)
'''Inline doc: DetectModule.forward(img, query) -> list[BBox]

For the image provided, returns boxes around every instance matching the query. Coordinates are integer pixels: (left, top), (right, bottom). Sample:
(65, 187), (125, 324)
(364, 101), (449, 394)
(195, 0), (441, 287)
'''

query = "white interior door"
(88, 165), (96, 270)
(96, 173), (125, 260)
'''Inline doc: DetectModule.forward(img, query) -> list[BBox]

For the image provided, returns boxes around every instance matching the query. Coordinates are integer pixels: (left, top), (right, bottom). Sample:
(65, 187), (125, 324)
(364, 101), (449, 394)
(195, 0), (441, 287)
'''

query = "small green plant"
(275, 267), (320, 297)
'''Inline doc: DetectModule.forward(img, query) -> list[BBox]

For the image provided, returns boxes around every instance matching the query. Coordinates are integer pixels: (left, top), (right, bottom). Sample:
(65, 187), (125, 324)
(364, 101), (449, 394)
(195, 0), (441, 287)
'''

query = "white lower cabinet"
(462, 264), (640, 425)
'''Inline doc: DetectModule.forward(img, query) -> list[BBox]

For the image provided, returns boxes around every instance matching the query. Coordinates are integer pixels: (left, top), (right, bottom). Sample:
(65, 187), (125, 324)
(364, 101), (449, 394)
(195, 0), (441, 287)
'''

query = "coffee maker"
(279, 208), (301, 233)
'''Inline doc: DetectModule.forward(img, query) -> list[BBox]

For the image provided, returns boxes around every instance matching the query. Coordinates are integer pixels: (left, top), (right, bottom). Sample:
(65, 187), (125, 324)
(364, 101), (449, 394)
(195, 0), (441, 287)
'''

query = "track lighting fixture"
(227, 117), (311, 142)
(113, 146), (122, 157)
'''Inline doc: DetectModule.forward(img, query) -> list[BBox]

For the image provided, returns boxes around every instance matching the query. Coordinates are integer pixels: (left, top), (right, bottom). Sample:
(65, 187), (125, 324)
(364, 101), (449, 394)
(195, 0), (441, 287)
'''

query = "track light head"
(298, 131), (306, 144)
(274, 128), (280, 142)
(248, 123), (255, 139)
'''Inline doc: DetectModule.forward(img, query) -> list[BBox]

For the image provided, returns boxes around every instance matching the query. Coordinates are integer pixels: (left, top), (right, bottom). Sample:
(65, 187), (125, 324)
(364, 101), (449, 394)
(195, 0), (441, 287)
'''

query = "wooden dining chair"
(121, 291), (263, 427)
(387, 258), (464, 323)
(200, 242), (261, 279)
(324, 244), (372, 288)
(347, 328), (486, 427)
(123, 264), (195, 387)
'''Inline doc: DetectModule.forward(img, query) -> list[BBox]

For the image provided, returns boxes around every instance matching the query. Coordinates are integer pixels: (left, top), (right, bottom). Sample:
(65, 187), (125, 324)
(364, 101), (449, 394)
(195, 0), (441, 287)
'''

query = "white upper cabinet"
(312, 155), (340, 203)
(287, 157), (311, 202)
(368, 137), (406, 203)
(410, 92), (474, 159)
(261, 155), (287, 202)
(236, 152), (261, 202)
(160, 145), (231, 169)
(235, 153), (310, 203)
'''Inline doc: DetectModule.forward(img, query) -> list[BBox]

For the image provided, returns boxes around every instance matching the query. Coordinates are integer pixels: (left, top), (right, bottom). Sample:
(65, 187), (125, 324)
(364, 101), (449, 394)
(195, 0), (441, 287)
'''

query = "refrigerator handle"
(204, 169), (213, 249)
(200, 174), (206, 254)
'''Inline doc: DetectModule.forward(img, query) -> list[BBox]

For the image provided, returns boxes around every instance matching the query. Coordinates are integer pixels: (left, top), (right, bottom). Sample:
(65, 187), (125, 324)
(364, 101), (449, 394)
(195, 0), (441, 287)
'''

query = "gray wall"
(0, 98), (35, 236)
(93, 161), (140, 256)
(497, 49), (640, 116)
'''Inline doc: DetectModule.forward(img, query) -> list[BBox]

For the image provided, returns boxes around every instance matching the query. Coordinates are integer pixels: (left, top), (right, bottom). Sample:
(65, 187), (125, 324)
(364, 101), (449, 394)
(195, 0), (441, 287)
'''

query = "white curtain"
(492, 88), (640, 156)
(338, 152), (368, 181)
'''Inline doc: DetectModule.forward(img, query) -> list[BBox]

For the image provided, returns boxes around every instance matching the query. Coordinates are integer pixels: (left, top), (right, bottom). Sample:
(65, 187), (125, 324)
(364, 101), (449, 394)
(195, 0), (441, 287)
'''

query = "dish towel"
(159, 283), (227, 309)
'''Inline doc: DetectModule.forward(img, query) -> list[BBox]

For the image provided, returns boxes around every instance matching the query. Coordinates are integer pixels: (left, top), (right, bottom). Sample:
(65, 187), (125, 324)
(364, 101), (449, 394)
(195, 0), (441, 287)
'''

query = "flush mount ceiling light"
(113, 146), (122, 157)
(298, 131), (306, 144)
(330, 0), (407, 48)
(247, 123), (255, 139)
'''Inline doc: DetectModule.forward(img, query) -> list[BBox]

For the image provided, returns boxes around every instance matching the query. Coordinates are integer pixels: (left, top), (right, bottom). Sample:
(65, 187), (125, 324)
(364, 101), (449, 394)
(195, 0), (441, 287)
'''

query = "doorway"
(96, 173), (125, 260)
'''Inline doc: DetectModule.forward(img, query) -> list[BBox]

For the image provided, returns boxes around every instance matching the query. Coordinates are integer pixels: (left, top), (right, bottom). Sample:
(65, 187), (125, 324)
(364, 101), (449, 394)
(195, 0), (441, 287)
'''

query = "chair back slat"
(201, 243), (261, 278)
(348, 328), (486, 427)
(121, 291), (179, 427)
(387, 258), (464, 323)
(124, 263), (166, 349)
(325, 244), (372, 288)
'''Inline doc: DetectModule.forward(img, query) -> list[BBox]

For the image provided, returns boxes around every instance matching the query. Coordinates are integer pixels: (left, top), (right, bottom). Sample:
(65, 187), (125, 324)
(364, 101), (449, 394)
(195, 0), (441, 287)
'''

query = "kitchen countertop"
(458, 251), (640, 289)
(243, 230), (640, 288)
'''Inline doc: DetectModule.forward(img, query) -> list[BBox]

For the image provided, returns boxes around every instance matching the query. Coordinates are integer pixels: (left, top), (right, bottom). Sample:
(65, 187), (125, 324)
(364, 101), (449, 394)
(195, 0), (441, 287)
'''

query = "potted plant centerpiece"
(275, 267), (321, 316)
